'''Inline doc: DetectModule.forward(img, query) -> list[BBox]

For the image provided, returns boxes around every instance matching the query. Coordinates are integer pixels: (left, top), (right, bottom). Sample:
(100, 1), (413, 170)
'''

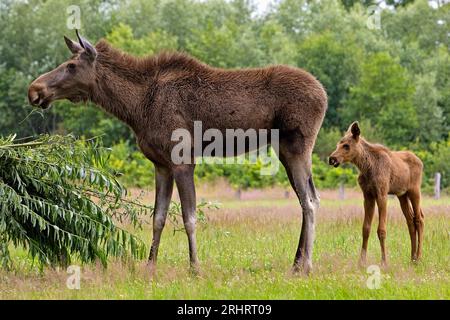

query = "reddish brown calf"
(329, 122), (424, 266)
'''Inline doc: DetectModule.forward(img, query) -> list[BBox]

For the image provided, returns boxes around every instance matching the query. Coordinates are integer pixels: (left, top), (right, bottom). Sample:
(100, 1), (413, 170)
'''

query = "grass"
(1, 188), (449, 299)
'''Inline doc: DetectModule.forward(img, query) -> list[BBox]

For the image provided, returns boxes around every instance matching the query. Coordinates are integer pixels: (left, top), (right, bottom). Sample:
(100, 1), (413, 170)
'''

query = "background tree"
(296, 32), (362, 127)
(342, 52), (418, 146)
(0, 0), (448, 192)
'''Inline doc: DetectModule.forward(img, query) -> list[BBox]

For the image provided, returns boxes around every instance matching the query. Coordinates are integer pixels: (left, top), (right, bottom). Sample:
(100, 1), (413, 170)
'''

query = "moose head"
(28, 30), (97, 109)
(328, 121), (361, 167)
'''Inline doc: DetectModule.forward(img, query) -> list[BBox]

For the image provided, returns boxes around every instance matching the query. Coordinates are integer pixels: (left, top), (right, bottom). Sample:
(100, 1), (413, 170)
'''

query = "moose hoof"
(292, 261), (312, 276)
(147, 261), (157, 276)
(189, 263), (201, 277)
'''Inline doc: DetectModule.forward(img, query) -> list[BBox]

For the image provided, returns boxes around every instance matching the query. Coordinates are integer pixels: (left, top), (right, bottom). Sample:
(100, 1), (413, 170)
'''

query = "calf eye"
(343, 144), (350, 151)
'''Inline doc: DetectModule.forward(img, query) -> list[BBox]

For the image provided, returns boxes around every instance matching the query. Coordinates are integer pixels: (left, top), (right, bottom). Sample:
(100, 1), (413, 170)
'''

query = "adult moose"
(28, 31), (327, 274)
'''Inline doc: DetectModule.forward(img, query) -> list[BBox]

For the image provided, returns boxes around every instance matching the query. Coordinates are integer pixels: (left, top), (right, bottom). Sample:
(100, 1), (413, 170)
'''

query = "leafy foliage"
(312, 154), (358, 189)
(342, 52), (417, 145)
(0, 135), (149, 269)
(106, 23), (178, 56)
(297, 32), (361, 127)
(417, 136), (450, 191)
(108, 141), (155, 188)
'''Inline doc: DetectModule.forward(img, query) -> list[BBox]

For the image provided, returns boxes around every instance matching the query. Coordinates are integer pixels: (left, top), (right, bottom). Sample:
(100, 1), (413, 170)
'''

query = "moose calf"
(329, 122), (424, 266)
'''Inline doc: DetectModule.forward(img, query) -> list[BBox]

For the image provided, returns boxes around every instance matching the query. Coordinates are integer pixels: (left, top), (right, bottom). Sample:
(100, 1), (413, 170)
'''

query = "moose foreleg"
(360, 194), (375, 266)
(148, 166), (174, 270)
(376, 195), (388, 267)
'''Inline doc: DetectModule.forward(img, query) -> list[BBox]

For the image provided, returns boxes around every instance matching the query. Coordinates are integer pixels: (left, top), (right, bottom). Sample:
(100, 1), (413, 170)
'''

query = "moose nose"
(329, 156), (338, 166)
(28, 90), (40, 106)
(28, 82), (46, 106)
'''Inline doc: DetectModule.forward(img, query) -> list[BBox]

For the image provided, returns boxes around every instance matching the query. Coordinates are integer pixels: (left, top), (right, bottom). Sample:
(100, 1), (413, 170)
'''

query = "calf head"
(28, 31), (97, 109)
(329, 121), (361, 167)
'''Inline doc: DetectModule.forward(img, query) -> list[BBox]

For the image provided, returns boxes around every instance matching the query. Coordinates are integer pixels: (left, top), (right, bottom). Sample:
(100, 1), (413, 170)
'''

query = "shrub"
(416, 136), (450, 193)
(108, 141), (155, 188)
(312, 154), (358, 189)
(0, 135), (149, 269)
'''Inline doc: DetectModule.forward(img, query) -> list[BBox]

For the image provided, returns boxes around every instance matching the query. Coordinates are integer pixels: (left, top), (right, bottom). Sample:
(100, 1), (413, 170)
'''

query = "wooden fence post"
(235, 188), (242, 200)
(338, 182), (345, 200)
(434, 172), (441, 200)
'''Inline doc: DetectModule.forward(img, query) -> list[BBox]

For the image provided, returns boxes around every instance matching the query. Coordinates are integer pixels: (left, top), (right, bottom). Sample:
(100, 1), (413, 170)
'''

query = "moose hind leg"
(398, 195), (417, 261)
(409, 190), (424, 260)
(173, 165), (200, 274)
(280, 148), (319, 274)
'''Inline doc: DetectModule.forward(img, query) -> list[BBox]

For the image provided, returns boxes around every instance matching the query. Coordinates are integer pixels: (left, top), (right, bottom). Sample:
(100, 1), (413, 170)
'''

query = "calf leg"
(376, 195), (388, 266)
(360, 194), (375, 266)
(398, 194), (417, 261)
(408, 190), (424, 260)
(173, 165), (199, 273)
(148, 166), (174, 267)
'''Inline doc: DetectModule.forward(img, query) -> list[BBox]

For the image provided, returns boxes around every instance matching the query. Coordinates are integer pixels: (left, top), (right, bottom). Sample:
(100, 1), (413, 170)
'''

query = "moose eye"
(67, 63), (76, 71)
(343, 144), (350, 151)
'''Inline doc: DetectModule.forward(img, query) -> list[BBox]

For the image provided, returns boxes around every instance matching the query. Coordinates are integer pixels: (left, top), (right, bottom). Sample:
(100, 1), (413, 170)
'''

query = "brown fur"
(329, 122), (424, 265)
(28, 34), (327, 274)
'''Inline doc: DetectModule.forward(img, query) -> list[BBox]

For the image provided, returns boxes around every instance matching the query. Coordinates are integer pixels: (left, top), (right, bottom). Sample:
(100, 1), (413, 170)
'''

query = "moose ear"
(75, 30), (97, 62)
(349, 121), (360, 139)
(64, 36), (83, 54)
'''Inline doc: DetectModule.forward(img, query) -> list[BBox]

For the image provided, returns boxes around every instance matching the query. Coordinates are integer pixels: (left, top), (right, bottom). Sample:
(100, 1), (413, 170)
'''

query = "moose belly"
(388, 174), (410, 196)
(190, 102), (277, 157)
(196, 128), (276, 158)
(388, 188), (408, 197)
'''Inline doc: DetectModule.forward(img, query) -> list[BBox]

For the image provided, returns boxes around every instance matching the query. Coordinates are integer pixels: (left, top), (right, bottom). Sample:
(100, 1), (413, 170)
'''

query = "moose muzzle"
(328, 156), (340, 167)
(28, 78), (54, 109)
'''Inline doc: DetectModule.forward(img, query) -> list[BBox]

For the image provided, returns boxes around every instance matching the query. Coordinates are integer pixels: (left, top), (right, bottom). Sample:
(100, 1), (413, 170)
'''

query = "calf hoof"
(411, 256), (421, 264)
(358, 257), (367, 268)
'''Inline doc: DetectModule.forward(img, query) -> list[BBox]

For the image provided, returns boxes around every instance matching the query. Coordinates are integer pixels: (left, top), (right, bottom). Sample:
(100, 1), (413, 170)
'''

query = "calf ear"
(75, 30), (97, 62)
(350, 121), (360, 139)
(64, 36), (83, 54)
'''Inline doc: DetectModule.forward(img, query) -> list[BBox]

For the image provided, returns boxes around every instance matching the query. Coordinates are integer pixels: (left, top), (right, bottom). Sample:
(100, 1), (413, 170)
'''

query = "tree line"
(0, 0), (448, 191)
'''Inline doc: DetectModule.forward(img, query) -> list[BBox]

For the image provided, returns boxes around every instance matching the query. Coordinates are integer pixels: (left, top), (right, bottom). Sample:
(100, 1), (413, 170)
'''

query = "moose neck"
(352, 139), (375, 173)
(89, 51), (152, 132)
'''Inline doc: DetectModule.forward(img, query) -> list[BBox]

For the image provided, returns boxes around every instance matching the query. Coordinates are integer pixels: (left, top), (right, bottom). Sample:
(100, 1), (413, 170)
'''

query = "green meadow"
(1, 189), (448, 300)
